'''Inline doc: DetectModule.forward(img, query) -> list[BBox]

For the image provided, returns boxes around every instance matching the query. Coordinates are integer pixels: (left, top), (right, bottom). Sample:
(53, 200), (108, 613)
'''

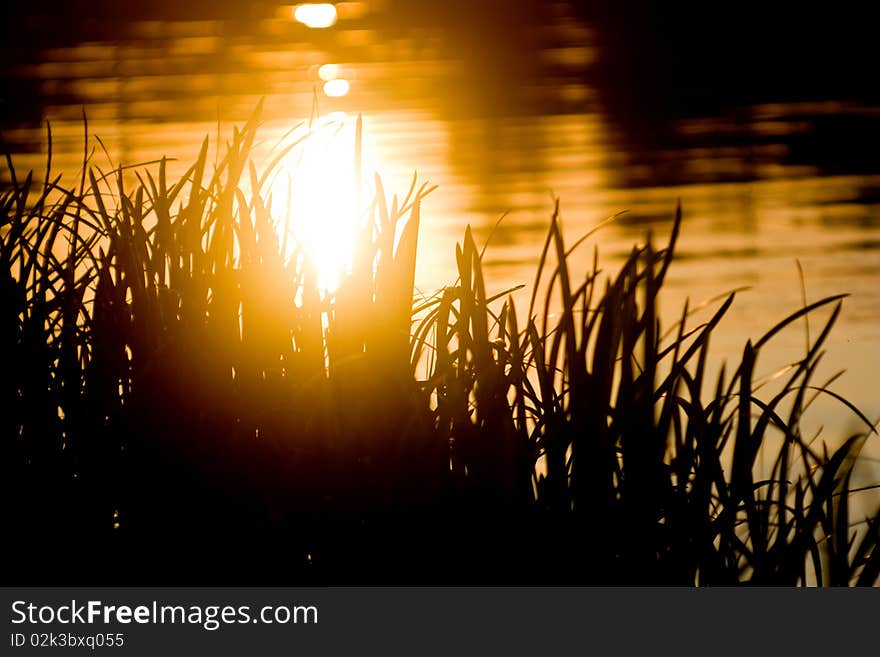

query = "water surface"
(2, 2), (878, 474)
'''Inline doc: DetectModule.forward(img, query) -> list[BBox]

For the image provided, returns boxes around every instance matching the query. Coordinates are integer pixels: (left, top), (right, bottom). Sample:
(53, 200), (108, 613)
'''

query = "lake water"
(2, 2), (878, 484)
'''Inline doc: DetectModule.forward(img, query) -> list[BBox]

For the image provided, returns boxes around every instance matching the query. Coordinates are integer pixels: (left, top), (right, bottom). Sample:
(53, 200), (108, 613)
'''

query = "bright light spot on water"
(323, 79), (350, 97)
(318, 63), (341, 81)
(269, 115), (374, 294)
(294, 4), (338, 29)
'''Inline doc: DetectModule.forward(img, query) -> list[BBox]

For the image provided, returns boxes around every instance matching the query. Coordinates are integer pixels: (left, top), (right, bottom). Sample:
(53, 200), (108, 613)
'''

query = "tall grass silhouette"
(2, 105), (878, 585)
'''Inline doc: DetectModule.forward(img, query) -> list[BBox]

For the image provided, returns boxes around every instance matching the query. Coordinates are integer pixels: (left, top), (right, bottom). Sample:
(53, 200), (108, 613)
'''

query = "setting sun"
(269, 114), (368, 293)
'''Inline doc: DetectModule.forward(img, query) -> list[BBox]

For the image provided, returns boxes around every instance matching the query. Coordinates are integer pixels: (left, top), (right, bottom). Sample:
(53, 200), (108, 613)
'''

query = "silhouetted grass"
(2, 106), (878, 585)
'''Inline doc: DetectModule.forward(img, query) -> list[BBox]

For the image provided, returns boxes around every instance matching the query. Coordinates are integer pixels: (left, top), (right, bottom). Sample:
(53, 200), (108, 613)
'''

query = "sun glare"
(293, 4), (338, 29)
(270, 115), (369, 294)
(323, 78), (350, 97)
(318, 63), (341, 81)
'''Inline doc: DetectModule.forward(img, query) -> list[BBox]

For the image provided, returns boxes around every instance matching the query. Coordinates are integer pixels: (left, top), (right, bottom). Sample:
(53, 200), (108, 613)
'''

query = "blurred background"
(2, 0), (878, 450)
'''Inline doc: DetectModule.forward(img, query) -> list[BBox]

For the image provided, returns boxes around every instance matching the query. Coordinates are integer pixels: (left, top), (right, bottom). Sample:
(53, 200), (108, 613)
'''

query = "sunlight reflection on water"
(1, 4), (878, 473)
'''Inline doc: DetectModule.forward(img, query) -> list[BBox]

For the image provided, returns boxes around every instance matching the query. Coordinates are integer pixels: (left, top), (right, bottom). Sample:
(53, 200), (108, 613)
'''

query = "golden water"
(2, 3), (878, 488)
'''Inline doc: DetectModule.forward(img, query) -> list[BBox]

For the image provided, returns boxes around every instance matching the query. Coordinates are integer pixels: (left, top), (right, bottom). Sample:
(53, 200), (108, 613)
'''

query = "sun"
(268, 114), (368, 294)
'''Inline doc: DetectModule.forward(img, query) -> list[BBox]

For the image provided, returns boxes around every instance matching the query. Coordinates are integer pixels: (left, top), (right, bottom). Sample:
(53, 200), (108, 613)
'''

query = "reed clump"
(2, 107), (878, 585)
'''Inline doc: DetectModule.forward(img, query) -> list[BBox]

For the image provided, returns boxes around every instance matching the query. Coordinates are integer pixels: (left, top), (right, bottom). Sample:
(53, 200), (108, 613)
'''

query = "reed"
(1, 108), (877, 585)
